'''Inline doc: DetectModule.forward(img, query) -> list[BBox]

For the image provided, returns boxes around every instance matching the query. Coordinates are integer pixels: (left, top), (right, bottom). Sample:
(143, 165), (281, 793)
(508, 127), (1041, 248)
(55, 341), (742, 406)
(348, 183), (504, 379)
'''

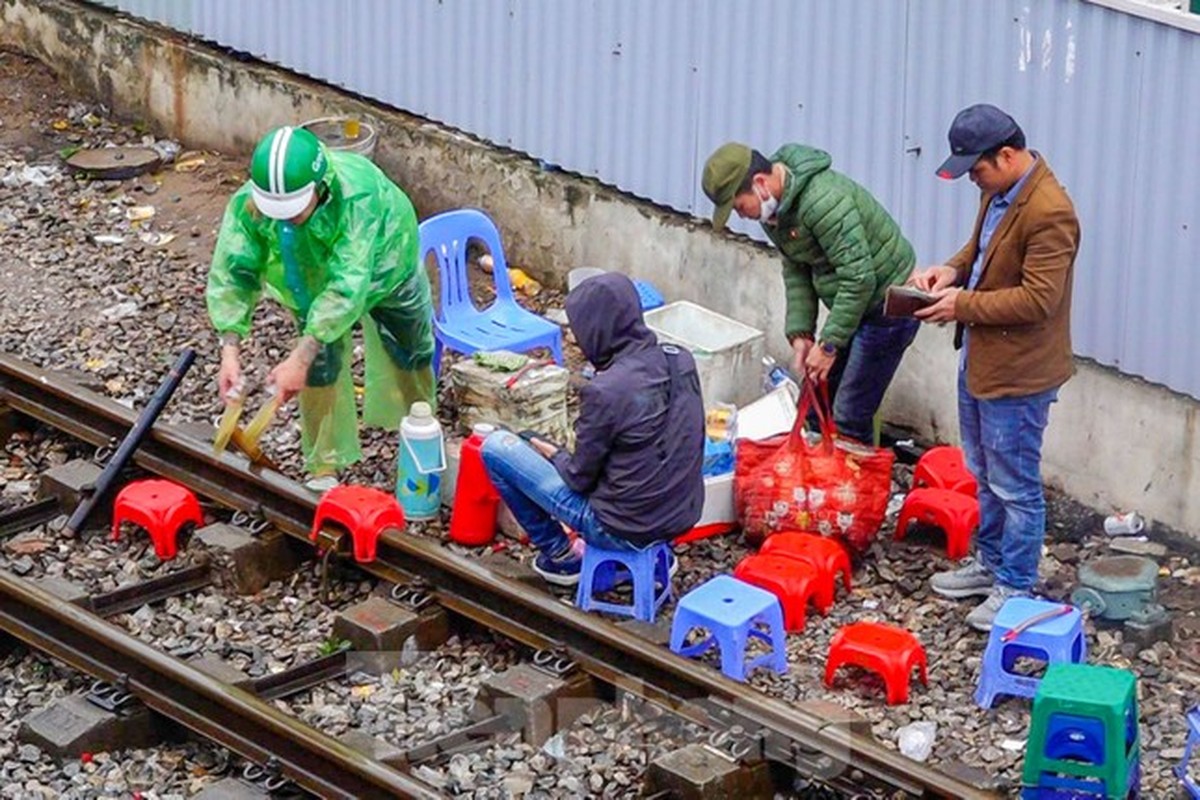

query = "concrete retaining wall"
(3, 0), (1198, 540)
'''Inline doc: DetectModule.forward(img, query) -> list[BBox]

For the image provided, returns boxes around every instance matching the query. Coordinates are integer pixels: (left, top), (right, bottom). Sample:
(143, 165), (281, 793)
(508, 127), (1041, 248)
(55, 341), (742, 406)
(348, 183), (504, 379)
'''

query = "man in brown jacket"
(911, 104), (1080, 631)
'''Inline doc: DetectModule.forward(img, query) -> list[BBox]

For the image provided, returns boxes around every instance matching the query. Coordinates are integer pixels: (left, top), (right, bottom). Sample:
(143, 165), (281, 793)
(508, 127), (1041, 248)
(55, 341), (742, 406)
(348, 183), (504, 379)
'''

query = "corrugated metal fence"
(93, 0), (1200, 398)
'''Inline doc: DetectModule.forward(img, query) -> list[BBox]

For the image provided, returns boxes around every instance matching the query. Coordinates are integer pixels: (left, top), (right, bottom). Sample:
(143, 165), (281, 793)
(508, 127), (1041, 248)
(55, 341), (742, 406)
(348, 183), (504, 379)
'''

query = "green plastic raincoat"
(207, 151), (435, 474)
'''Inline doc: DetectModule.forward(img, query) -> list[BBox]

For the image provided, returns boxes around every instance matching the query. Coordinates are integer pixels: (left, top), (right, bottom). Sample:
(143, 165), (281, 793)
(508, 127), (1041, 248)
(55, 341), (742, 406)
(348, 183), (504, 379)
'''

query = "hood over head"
(566, 273), (657, 367)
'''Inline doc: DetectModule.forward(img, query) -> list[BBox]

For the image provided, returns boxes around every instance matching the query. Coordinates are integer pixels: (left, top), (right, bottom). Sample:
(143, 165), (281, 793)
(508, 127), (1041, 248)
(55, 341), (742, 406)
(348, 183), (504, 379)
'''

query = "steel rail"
(0, 353), (996, 799)
(0, 570), (440, 800)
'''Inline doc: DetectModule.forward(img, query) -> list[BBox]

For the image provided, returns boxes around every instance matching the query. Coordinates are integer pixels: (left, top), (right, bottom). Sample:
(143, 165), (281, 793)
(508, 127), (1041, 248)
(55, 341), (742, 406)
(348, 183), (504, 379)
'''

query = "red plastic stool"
(913, 445), (977, 497)
(759, 531), (852, 613)
(733, 553), (820, 632)
(825, 622), (928, 705)
(110, 479), (203, 561)
(894, 487), (979, 560)
(310, 485), (406, 563)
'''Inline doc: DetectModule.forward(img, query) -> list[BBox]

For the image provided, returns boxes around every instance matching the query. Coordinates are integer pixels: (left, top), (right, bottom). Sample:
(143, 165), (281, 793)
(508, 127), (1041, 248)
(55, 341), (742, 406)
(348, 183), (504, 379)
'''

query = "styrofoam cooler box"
(644, 301), (765, 407)
(698, 472), (735, 527)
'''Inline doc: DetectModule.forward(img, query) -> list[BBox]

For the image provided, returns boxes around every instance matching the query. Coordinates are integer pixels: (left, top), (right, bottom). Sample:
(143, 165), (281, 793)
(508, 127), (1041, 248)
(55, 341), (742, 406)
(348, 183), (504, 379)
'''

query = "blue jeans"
(479, 432), (637, 556)
(958, 371), (1058, 591)
(822, 313), (920, 444)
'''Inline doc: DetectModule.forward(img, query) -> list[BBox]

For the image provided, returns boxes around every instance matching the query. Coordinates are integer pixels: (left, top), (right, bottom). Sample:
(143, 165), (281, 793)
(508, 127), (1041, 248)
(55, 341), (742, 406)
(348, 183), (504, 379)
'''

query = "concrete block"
(194, 523), (300, 595)
(38, 460), (106, 521)
(796, 699), (871, 737)
(191, 778), (271, 800)
(338, 730), (405, 765)
(479, 551), (546, 590)
(18, 693), (171, 758)
(332, 596), (449, 675)
(471, 663), (599, 747)
(187, 655), (253, 691)
(1124, 614), (1174, 650)
(646, 743), (772, 800)
(617, 617), (672, 647)
(30, 576), (90, 607)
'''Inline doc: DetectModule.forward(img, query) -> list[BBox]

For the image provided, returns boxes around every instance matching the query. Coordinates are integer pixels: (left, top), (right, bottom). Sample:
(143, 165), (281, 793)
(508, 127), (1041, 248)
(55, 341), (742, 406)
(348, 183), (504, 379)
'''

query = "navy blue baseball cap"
(937, 104), (1021, 179)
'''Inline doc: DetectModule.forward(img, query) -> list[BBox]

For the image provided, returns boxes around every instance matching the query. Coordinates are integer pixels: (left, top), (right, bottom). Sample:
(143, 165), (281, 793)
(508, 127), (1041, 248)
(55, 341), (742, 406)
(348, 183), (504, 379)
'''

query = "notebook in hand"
(883, 285), (936, 318)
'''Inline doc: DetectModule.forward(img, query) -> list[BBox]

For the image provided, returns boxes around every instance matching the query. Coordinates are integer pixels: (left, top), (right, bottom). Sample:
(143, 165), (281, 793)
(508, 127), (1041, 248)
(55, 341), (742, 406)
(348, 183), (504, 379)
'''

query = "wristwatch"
(819, 340), (838, 356)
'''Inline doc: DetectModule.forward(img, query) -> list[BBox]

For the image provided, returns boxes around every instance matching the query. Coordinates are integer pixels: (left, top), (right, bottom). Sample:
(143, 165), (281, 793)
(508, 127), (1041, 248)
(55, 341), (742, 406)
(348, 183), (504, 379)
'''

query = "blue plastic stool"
(632, 279), (664, 310)
(975, 597), (1086, 709)
(669, 575), (788, 682)
(576, 541), (672, 622)
(1178, 706), (1200, 798)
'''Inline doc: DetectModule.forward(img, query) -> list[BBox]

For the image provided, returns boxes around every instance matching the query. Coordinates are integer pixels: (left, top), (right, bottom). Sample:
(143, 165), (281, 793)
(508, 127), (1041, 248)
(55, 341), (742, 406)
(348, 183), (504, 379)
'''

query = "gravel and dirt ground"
(2, 48), (1199, 799)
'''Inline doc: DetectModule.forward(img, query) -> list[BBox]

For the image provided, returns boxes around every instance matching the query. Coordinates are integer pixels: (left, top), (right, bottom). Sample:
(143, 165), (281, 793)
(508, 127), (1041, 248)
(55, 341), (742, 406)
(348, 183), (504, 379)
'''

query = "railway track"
(0, 352), (997, 799)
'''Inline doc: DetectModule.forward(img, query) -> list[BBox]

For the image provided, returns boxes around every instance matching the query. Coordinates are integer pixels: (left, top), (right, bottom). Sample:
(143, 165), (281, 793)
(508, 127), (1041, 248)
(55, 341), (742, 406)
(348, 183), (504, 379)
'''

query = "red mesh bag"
(735, 381), (894, 552)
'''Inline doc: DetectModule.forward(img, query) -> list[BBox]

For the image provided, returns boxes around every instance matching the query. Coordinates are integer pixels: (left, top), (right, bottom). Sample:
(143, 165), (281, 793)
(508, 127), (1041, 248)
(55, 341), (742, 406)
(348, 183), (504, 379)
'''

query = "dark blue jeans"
(821, 313), (920, 444)
(958, 371), (1058, 591)
(479, 432), (637, 556)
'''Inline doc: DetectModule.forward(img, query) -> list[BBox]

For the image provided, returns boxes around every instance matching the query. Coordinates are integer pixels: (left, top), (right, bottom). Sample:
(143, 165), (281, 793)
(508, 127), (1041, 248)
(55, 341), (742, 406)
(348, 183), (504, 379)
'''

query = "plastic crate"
(645, 301), (765, 407)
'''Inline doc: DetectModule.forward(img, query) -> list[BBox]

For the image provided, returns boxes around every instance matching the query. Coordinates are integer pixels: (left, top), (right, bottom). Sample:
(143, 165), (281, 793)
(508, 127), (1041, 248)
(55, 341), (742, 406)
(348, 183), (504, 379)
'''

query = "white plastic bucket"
(567, 266), (606, 292)
(300, 116), (379, 161)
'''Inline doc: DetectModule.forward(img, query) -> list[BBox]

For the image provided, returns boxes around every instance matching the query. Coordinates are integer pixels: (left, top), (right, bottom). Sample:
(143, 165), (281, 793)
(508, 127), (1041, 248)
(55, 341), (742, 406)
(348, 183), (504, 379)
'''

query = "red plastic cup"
(448, 424), (500, 546)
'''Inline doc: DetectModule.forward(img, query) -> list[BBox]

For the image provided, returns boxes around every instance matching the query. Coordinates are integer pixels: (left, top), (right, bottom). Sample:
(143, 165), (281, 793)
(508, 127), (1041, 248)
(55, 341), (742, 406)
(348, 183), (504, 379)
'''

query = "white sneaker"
(929, 557), (994, 599)
(304, 475), (339, 493)
(966, 585), (1029, 632)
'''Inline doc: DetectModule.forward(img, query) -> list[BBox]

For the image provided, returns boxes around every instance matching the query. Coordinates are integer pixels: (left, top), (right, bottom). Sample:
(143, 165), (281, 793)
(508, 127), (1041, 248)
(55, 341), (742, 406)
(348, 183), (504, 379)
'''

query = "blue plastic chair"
(419, 209), (564, 377)
(975, 597), (1087, 709)
(576, 541), (673, 622)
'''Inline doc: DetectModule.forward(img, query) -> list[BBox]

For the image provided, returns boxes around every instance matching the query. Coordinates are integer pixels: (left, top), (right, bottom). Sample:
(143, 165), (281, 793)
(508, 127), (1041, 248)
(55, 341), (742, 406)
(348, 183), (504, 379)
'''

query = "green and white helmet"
(249, 126), (328, 220)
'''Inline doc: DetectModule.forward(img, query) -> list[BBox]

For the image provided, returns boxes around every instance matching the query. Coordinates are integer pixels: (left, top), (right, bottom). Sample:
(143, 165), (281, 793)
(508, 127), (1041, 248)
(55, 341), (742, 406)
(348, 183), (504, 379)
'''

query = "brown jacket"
(948, 156), (1080, 399)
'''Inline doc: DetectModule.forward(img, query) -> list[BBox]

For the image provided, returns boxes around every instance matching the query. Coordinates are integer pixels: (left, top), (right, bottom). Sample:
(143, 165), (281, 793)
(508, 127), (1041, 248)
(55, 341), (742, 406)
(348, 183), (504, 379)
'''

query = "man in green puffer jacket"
(702, 142), (918, 444)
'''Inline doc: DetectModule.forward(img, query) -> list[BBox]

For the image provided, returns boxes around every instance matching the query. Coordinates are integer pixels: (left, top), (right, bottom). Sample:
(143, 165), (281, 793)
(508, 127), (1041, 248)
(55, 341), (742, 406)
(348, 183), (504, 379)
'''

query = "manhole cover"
(64, 147), (162, 180)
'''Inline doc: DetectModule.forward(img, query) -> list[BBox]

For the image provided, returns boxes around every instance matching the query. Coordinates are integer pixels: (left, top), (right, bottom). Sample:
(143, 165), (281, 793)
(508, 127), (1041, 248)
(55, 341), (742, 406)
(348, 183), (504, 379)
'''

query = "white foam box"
(644, 301), (765, 407)
(697, 472), (736, 526)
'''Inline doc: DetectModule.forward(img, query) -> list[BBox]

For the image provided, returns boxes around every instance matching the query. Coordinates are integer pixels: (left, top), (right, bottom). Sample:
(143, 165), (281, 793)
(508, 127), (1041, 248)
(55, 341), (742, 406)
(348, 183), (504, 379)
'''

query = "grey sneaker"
(966, 585), (1029, 632)
(929, 557), (994, 599)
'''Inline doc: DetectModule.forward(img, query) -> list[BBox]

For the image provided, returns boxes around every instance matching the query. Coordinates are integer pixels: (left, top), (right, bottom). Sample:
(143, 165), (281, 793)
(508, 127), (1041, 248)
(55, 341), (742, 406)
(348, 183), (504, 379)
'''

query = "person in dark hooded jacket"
(480, 273), (705, 585)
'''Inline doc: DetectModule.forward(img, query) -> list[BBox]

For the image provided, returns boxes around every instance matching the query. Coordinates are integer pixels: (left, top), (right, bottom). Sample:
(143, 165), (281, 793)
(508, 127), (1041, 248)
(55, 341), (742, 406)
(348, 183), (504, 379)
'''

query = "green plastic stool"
(1023, 663), (1139, 799)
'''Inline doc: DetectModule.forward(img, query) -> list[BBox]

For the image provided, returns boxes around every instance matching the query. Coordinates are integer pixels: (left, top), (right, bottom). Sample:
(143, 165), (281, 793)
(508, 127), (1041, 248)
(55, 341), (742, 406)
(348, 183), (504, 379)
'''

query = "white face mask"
(757, 187), (779, 223)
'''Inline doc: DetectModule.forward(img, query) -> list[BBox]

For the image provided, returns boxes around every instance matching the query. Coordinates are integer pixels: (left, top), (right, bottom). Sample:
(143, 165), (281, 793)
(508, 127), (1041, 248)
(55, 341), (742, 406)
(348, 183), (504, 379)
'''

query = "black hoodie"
(551, 273), (705, 544)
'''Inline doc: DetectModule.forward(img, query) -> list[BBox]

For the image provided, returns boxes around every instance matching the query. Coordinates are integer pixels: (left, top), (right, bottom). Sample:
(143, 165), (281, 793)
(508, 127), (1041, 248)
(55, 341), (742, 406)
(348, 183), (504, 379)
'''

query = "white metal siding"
(92, 0), (1200, 398)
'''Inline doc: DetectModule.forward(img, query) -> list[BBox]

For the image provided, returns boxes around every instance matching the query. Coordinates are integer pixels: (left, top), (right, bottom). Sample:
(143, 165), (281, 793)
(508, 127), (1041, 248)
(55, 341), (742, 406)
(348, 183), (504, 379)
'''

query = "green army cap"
(702, 142), (752, 229)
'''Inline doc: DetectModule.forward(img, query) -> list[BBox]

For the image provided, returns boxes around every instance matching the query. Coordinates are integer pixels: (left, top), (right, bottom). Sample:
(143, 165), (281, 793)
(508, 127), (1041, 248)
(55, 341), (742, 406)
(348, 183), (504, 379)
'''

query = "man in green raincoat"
(207, 125), (435, 490)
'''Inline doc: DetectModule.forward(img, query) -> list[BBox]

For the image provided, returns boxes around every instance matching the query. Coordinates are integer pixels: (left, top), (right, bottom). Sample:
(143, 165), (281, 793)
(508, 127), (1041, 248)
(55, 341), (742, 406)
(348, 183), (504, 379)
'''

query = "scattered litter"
(93, 234), (126, 246)
(508, 267), (542, 296)
(897, 720), (937, 762)
(1001, 738), (1026, 752)
(887, 493), (906, 517)
(51, 118), (70, 131)
(100, 300), (140, 321)
(173, 153), (208, 172)
(862, 599), (880, 610)
(1104, 511), (1144, 536)
(125, 205), (156, 222)
(2, 164), (58, 188)
(543, 308), (569, 326)
(478, 253), (495, 274)
(541, 731), (567, 759)
(138, 230), (176, 246)
(147, 138), (182, 164)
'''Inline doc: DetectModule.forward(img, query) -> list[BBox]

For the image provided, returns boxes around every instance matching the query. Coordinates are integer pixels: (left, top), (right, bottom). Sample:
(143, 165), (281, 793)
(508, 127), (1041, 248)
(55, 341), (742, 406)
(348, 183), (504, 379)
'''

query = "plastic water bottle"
(448, 423), (500, 546)
(761, 356), (798, 395)
(396, 402), (446, 521)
